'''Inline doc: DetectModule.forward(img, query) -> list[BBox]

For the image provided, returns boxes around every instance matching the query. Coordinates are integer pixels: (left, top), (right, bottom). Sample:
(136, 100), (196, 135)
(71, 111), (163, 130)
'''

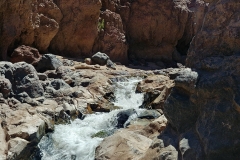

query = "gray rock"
(15, 92), (39, 106)
(56, 66), (73, 78)
(106, 59), (116, 69)
(0, 62), (44, 98)
(91, 52), (109, 65)
(50, 79), (70, 90)
(116, 109), (137, 128)
(37, 73), (47, 81)
(179, 130), (204, 160)
(35, 54), (63, 72)
(137, 110), (161, 119)
(0, 76), (12, 98)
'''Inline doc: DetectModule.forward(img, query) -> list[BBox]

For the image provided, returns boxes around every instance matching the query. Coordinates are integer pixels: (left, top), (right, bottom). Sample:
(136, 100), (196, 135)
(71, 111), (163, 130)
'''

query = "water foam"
(38, 77), (144, 160)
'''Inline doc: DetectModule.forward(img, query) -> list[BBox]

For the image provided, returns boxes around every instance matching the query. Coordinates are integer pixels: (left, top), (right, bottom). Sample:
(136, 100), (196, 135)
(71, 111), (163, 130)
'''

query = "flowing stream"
(38, 77), (145, 160)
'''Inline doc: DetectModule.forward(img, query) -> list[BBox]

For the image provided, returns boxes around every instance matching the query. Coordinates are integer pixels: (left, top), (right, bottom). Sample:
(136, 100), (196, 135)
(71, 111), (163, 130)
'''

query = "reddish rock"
(0, 0), (62, 60)
(10, 45), (42, 65)
(127, 0), (206, 63)
(93, 10), (128, 64)
(49, 0), (102, 57)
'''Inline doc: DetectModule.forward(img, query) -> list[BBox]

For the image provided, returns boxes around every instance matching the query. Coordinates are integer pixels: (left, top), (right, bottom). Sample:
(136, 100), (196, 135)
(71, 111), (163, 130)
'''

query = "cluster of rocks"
(0, 50), (126, 159)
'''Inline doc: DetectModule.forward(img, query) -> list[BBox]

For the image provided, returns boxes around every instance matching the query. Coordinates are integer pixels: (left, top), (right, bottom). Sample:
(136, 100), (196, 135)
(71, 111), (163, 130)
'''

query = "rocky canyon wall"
(0, 0), (207, 64)
(164, 0), (240, 159)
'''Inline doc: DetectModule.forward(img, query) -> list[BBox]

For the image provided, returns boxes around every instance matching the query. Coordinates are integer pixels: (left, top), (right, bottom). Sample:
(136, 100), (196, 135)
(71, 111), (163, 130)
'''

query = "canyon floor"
(0, 54), (186, 160)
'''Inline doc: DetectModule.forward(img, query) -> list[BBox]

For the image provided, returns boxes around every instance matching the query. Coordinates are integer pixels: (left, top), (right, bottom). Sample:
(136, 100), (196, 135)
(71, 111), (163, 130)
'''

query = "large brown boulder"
(10, 45), (42, 65)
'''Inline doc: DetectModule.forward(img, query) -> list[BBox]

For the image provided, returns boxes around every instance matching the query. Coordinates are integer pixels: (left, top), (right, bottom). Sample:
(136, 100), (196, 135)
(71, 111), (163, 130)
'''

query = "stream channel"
(37, 77), (146, 160)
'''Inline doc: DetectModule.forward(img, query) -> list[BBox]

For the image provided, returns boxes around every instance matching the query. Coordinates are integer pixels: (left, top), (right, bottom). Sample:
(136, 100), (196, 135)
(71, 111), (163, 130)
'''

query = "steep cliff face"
(164, 0), (240, 159)
(0, 0), (206, 64)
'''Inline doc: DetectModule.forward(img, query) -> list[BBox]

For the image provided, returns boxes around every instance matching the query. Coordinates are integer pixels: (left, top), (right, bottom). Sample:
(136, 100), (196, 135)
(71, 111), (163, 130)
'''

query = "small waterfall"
(37, 77), (144, 160)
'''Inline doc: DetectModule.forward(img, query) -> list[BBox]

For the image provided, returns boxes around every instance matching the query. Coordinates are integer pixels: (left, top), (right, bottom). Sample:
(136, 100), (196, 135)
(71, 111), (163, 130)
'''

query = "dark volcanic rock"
(116, 109), (137, 128)
(35, 54), (63, 72)
(91, 52), (109, 65)
(164, 1), (240, 158)
(0, 62), (44, 98)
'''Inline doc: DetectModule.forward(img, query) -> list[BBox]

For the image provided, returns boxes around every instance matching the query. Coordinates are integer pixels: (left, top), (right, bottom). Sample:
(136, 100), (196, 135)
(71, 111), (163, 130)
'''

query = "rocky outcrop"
(0, 0), (206, 65)
(187, 0), (240, 68)
(0, 62), (44, 98)
(137, 75), (174, 109)
(93, 9), (128, 64)
(95, 115), (169, 160)
(163, 1), (240, 158)
(0, 0), (62, 60)
(49, 0), (101, 57)
(127, 0), (206, 63)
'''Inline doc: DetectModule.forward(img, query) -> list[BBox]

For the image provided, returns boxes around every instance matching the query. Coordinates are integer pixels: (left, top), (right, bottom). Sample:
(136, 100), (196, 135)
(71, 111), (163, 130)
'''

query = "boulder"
(137, 75), (174, 109)
(164, 68), (198, 132)
(95, 130), (152, 160)
(116, 109), (137, 128)
(10, 45), (42, 65)
(91, 52), (110, 65)
(37, 73), (48, 81)
(0, 62), (44, 98)
(7, 137), (29, 160)
(35, 54), (63, 72)
(0, 119), (7, 160)
(137, 110), (161, 119)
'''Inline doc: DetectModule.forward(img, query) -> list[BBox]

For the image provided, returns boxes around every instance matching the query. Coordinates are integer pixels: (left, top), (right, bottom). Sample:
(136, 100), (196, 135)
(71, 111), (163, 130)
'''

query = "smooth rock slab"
(95, 130), (152, 160)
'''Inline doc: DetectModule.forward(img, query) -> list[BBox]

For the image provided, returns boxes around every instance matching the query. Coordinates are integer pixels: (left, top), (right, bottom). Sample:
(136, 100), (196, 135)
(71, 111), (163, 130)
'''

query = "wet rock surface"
(0, 55), (175, 159)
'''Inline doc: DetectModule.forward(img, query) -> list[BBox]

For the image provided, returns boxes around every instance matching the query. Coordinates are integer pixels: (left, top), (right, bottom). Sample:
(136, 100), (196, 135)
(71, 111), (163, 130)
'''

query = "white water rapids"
(38, 77), (145, 160)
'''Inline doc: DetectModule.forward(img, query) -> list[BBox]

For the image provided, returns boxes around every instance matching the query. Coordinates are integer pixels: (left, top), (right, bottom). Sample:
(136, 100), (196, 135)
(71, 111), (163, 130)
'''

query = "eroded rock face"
(0, 0), (207, 65)
(187, 0), (240, 68)
(127, 0), (206, 63)
(137, 75), (174, 109)
(93, 9), (128, 64)
(164, 1), (240, 157)
(49, 0), (101, 57)
(0, 0), (62, 60)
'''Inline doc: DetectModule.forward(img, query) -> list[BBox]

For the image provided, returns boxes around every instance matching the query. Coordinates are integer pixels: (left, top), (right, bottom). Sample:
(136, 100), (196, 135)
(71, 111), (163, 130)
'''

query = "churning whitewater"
(38, 77), (145, 160)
